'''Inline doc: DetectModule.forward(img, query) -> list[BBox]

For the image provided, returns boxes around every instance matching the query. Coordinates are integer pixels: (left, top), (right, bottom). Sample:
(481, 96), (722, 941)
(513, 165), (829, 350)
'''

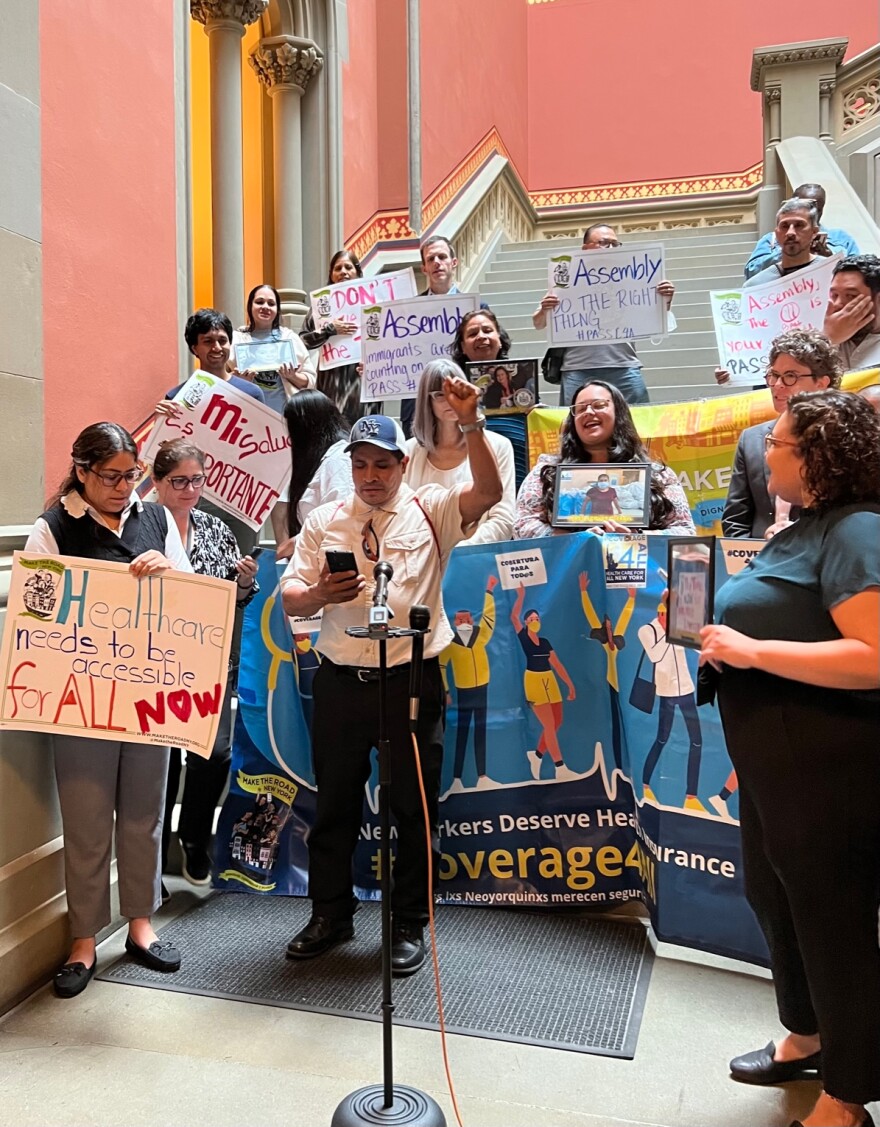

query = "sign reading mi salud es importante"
(0, 555), (236, 757)
(709, 253), (842, 384)
(360, 293), (479, 401)
(547, 243), (668, 346)
(140, 373), (292, 531)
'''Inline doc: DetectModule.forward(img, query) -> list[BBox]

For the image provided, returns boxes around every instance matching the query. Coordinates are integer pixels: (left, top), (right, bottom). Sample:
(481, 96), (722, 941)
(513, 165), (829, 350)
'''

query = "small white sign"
(719, 537), (765, 575)
(496, 549), (548, 590)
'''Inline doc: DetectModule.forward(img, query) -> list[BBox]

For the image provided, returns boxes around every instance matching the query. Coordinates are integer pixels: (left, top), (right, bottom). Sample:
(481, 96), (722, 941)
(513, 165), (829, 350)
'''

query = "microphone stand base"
(331, 1085), (446, 1126)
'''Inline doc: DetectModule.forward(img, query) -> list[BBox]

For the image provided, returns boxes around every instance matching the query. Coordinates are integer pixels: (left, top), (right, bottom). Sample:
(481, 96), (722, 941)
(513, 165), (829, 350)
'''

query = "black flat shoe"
(53, 960), (96, 999)
(391, 924), (426, 977)
(730, 1041), (821, 1084)
(125, 936), (181, 972)
(286, 916), (354, 959)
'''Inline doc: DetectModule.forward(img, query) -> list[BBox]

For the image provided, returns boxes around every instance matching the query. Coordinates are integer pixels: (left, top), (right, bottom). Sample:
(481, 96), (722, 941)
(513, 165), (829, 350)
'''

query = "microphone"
(408, 605), (431, 729)
(368, 561), (394, 633)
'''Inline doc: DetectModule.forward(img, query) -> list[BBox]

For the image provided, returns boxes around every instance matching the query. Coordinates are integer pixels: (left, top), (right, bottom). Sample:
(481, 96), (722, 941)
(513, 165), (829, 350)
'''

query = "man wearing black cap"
(280, 376), (501, 974)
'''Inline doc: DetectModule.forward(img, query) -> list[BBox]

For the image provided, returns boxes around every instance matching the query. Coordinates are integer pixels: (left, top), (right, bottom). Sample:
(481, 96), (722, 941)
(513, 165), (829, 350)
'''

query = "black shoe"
(180, 842), (212, 886)
(391, 923), (426, 977)
(730, 1041), (821, 1084)
(286, 916), (354, 959)
(53, 960), (96, 999)
(125, 936), (181, 972)
(160, 881), (171, 904)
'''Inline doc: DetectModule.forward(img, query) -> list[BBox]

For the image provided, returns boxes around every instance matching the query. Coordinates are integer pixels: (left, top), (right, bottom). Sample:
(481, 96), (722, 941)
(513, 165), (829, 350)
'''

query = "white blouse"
(403, 430), (516, 545)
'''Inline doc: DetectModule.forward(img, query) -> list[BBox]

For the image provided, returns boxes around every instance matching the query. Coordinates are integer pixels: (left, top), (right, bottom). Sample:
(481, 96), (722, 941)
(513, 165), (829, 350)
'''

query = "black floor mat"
(97, 894), (653, 1058)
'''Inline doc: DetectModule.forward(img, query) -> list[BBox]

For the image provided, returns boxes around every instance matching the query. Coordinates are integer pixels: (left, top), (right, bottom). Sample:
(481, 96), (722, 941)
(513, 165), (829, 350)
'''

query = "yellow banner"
(216, 868), (277, 892)
(528, 371), (880, 533)
(236, 770), (299, 807)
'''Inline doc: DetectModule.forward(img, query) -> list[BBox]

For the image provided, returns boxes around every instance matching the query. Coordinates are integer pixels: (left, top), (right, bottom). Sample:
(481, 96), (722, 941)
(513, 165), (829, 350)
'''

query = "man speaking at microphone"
(280, 376), (502, 974)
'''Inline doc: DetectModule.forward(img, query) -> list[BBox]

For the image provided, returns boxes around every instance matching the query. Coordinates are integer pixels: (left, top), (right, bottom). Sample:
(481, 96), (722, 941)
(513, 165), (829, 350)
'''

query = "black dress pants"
(308, 657), (444, 925)
(720, 670), (880, 1105)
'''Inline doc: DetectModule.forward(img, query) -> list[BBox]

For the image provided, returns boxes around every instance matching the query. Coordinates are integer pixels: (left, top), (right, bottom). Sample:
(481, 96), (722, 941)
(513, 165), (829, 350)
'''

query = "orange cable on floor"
(411, 730), (465, 1127)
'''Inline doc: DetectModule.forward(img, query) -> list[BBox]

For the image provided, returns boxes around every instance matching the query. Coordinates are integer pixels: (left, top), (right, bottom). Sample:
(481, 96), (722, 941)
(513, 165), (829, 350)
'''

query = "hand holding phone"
(319, 550), (364, 605)
(326, 549), (358, 574)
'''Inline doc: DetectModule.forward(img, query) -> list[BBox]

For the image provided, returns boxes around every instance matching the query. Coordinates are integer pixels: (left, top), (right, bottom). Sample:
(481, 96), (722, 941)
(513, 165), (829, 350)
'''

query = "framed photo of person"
(550, 462), (651, 529)
(465, 358), (539, 415)
(234, 338), (295, 373)
(666, 536), (716, 650)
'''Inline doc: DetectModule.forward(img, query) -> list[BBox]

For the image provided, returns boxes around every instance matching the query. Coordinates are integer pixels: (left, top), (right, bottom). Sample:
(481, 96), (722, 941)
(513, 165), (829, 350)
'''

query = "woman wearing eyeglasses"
(406, 359), (515, 544)
(24, 423), (193, 997)
(722, 330), (842, 539)
(701, 390), (880, 1127)
(513, 381), (694, 539)
(151, 439), (259, 889)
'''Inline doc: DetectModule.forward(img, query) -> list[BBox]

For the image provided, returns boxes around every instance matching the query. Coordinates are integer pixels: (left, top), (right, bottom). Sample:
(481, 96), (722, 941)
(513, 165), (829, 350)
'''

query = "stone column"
(819, 79), (836, 143)
(250, 36), (323, 317)
(758, 86), (783, 233)
(191, 0), (268, 324)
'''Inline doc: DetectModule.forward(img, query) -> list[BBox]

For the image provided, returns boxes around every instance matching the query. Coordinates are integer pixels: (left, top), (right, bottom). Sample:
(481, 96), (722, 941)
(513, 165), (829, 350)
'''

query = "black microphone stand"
(332, 590), (445, 1127)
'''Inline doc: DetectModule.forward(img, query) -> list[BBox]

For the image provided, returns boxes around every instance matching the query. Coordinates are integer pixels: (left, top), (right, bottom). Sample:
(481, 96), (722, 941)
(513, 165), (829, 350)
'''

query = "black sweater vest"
(39, 501), (170, 563)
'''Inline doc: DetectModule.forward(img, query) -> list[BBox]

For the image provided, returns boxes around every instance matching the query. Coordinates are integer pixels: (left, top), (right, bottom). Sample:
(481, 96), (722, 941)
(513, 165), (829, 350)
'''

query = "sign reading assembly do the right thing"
(547, 243), (668, 346)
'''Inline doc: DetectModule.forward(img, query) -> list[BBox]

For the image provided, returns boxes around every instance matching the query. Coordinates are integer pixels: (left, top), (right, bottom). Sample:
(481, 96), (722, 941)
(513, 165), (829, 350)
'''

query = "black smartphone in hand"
(326, 550), (358, 574)
(250, 546), (264, 558)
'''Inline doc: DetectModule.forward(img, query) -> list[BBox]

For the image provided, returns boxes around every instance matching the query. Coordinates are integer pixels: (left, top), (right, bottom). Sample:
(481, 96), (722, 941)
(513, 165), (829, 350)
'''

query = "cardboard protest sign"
(360, 293), (478, 401)
(309, 268), (417, 370)
(546, 243), (667, 346)
(710, 254), (841, 384)
(0, 555), (236, 757)
(140, 374), (291, 531)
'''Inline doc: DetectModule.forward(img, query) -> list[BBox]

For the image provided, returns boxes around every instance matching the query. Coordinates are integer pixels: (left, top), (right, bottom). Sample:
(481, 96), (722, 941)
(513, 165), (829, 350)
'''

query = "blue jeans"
(561, 367), (649, 407)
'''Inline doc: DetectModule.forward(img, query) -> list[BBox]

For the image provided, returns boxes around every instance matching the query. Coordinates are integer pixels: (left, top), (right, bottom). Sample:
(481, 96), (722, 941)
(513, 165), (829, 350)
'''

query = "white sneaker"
(474, 775), (494, 791)
(441, 778), (466, 800)
(708, 794), (731, 820)
(555, 764), (581, 782)
(526, 750), (542, 780)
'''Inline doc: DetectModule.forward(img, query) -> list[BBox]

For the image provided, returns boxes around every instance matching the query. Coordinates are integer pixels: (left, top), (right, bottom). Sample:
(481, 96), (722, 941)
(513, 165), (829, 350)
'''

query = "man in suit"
(722, 329), (842, 538)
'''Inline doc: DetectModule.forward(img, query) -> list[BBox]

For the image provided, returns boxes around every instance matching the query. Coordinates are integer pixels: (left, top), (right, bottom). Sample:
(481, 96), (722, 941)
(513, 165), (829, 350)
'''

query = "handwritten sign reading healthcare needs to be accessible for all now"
(709, 253), (842, 385)
(360, 293), (479, 401)
(140, 374), (292, 531)
(546, 243), (667, 346)
(0, 555), (236, 756)
(309, 268), (417, 370)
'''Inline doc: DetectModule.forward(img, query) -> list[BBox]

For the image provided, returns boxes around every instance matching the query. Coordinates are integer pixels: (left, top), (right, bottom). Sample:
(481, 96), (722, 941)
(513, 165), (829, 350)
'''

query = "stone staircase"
(474, 224), (761, 405)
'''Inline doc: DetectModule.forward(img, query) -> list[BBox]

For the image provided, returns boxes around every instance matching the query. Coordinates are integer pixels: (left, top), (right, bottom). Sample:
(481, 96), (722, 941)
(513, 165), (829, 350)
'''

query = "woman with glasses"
(701, 390), (880, 1127)
(24, 423), (193, 997)
(722, 330), (842, 539)
(406, 359), (515, 544)
(513, 380), (694, 539)
(152, 439), (259, 888)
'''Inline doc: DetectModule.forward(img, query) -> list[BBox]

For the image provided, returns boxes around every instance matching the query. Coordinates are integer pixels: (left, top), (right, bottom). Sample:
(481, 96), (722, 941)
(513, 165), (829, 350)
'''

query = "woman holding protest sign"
(231, 283), (316, 414)
(406, 359), (515, 544)
(152, 439), (260, 889)
(300, 249), (382, 426)
(450, 308), (529, 489)
(272, 390), (355, 560)
(700, 390), (880, 1127)
(513, 380), (694, 539)
(25, 422), (193, 997)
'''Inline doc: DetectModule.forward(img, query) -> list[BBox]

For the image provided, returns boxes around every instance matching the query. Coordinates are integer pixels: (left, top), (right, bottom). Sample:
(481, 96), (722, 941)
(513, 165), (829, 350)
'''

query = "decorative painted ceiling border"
(348, 128), (521, 264)
(347, 133), (763, 262)
(531, 162), (764, 211)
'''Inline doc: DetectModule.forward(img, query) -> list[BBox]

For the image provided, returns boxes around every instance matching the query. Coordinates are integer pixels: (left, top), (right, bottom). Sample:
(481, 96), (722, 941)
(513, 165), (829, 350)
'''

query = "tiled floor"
(0, 882), (849, 1127)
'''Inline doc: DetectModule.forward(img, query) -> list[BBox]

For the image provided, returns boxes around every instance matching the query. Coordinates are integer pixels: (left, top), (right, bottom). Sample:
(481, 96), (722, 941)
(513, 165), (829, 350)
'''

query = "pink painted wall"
(526, 1), (880, 190)
(342, 0), (381, 238)
(41, 0), (180, 491)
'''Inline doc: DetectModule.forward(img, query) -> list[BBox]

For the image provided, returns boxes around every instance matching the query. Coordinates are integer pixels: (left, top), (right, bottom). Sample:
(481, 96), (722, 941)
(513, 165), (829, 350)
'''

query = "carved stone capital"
(764, 85), (782, 105)
(819, 79), (836, 97)
(750, 37), (848, 91)
(191, 0), (268, 28)
(250, 35), (324, 94)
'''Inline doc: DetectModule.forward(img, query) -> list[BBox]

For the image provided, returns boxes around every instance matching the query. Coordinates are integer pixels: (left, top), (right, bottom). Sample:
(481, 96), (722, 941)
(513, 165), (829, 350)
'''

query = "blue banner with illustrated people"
(214, 542), (767, 965)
